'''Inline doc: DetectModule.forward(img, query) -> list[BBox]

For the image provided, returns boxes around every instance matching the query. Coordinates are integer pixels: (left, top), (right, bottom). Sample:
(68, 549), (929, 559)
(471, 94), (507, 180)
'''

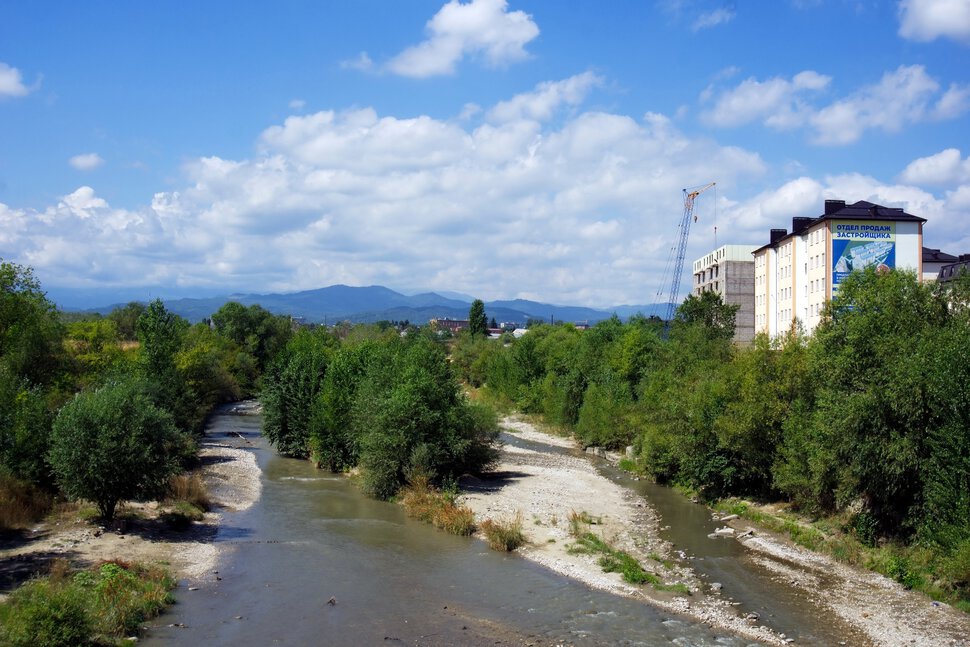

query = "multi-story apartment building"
(691, 244), (758, 344)
(753, 199), (925, 337)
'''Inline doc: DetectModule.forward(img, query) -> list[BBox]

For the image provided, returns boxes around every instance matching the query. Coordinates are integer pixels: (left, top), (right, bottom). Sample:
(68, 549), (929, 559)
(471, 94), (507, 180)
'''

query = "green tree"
(261, 329), (336, 458)
(468, 299), (488, 337)
(675, 291), (739, 342)
(107, 302), (146, 341)
(0, 260), (63, 384)
(798, 269), (947, 535)
(49, 381), (190, 521)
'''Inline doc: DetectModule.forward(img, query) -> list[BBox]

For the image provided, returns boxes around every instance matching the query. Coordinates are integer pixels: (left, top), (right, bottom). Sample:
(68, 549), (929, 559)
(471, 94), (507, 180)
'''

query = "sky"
(1, 0), (969, 308)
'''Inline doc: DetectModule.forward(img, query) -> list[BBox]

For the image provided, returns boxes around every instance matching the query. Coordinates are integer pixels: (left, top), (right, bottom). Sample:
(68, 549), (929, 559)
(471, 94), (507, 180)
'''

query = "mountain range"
(77, 284), (667, 326)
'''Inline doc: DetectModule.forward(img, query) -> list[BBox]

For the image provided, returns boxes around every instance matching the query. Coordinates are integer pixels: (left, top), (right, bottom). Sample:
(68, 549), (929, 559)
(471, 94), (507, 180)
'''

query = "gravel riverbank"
(462, 415), (970, 647)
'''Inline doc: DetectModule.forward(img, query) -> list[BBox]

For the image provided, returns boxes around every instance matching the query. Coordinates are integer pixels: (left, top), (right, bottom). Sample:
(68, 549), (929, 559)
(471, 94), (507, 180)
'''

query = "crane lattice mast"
(663, 182), (716, 324)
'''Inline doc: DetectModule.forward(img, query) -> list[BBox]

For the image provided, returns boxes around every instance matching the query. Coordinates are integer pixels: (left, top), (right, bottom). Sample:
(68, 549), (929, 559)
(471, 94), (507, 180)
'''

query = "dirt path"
(462, 415), (970, 647)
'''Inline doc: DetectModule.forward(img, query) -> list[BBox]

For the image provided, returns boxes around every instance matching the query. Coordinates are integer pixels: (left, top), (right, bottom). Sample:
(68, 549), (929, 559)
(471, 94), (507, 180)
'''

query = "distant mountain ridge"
(78, 284), (668, 325)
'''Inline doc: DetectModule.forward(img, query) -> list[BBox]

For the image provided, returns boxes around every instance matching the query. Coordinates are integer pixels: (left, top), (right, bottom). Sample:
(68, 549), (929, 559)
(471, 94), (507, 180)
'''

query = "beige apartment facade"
(753, 199), (925, 338)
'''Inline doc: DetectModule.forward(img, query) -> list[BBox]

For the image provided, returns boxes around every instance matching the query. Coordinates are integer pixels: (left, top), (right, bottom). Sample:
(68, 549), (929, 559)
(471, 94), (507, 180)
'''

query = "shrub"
(0, 578), (91, 647)
(479, 512), (525, 551)
(0, 471), (52, 531)
(166, 472), (211, 512)
(399, 477), (475, 536)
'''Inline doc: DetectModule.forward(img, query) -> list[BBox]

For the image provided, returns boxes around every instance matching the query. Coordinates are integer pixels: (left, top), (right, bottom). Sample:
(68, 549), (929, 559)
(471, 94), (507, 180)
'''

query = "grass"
(479, 512), (526, 551)
(166, 472), (211, 512)
(714, 497), (970, 612)
(0, 472), (52, 532)
(567, 509), (690, 594)
(0, 559), (176, 646)
(399, 476), (476, 536)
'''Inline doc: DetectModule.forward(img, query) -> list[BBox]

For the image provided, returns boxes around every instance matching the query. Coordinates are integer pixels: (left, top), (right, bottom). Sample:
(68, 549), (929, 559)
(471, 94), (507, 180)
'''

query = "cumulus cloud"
(703, 65), (968, 145)
(386, 0), (539, 78)
(701, 70), (831, 129)
(68, 153), (105, 171)
(0, 76), (772, 306)
(0, 62), (36, 98)
(486, 71), (602, 123)
(899, 148), (970, 185)
(898, 0), (970, 44)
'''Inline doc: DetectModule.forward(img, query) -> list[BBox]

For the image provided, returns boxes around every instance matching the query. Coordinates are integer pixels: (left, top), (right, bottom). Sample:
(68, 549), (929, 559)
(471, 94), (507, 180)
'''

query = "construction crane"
(659, 182), (716, 325)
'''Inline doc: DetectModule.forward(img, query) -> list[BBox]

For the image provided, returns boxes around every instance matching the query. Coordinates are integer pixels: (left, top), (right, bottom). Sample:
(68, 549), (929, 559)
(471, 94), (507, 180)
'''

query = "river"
(143, 406), (791, 646)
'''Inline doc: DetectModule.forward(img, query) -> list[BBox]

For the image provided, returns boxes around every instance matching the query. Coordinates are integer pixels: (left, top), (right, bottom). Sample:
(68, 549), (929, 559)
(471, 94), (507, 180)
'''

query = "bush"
(479, 512), (525, 551)
(399, 477), (475, 536)
(0, 471), (52, 532)
(166, 472), (211, 512)
(0, 578), (91, 647)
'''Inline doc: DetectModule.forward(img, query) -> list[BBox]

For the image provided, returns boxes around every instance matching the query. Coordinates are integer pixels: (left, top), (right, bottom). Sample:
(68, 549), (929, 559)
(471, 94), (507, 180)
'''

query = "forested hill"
(72, 284), (668, 325)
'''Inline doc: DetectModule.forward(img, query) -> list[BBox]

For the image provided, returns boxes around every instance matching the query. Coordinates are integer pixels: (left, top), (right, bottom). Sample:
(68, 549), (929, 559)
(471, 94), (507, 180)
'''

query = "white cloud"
(703, 64), (967, 145)
(899, 148), (970, 185)
(701, 70), (831, 129)
(486, 71), (602, 123)
(68, 153), (105, 171)
(810, 65), (945, 144)
(0, 62), (35, 98)
(289, 98), (307, 110)
(386, 0), (539, 78)
(340, 52), (374, 72)
(692, 7), (735, 31)
(932, 83), (970, 119)
(899, 0), (970, 44)
(0, 76), (773, 306)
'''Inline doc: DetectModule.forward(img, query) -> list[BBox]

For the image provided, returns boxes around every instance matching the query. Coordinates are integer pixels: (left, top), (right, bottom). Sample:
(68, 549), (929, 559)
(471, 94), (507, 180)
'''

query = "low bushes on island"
(479, 512), (526, 551)
(399, 476), (476, 536)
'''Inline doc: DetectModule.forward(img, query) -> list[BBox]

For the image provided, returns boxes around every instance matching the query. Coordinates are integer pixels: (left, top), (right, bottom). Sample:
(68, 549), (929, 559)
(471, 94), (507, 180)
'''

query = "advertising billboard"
(831, 220), (895, 289)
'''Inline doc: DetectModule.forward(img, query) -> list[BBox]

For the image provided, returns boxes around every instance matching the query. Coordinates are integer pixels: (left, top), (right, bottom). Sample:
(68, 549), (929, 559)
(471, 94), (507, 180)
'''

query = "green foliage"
(0, 561), (175, 646)
(107, 301), (146, 341)
(49, 380), (191, 521)
(261, 329), (334, 458)
(0, 577), (91, 647)
(261, 329), (499, 500)
(675, 290), (739, 342)
(210, 301), (292, 377)
(468, 298), (488, 337)
(0, 259), (64, 385)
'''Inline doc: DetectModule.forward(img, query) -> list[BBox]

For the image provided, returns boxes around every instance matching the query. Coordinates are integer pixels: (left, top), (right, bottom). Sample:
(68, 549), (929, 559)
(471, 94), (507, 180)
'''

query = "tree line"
(260, 325), (499, 499)
(0, 259), (292, 523)
(451, 268), (970, 595)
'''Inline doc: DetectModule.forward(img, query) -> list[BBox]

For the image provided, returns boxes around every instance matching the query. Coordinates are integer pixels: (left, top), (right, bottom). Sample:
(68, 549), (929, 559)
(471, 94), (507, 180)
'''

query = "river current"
(142, 405), (833, 646)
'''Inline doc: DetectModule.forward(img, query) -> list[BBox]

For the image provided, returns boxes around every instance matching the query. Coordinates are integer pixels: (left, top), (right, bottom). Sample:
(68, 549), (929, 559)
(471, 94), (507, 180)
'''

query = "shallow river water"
(143, 407), (836, 646)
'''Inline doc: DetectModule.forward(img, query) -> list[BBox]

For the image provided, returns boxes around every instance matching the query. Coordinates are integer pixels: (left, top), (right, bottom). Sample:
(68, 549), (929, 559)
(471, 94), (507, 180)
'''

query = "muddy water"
(145, 408), (761, 646)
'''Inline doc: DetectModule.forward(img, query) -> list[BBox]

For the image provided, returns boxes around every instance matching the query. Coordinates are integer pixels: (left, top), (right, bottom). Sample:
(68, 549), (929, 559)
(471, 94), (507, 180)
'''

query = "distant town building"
(923, 247), (959, 282)
(691, 244), (758, 344)
(938, 254), (970, 283)
(753, 199), (925, 337)
(429, 318), (469, 333)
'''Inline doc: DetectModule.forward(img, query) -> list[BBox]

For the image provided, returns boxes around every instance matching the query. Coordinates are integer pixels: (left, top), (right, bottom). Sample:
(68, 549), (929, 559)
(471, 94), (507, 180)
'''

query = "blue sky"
(1, 0), (969, 308)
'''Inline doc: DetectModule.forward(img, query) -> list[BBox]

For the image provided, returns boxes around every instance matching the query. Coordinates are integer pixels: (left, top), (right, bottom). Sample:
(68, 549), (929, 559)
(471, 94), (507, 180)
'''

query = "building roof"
(938, 257), (970, 282)
(923, 247), (958, 263)
(752, 199), (926, 255)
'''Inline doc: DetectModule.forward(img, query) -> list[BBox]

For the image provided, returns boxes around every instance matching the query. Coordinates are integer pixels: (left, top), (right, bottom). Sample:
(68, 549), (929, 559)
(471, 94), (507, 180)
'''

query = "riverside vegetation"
(0, 258), (292, 644)
(452, 268), (970, 612)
